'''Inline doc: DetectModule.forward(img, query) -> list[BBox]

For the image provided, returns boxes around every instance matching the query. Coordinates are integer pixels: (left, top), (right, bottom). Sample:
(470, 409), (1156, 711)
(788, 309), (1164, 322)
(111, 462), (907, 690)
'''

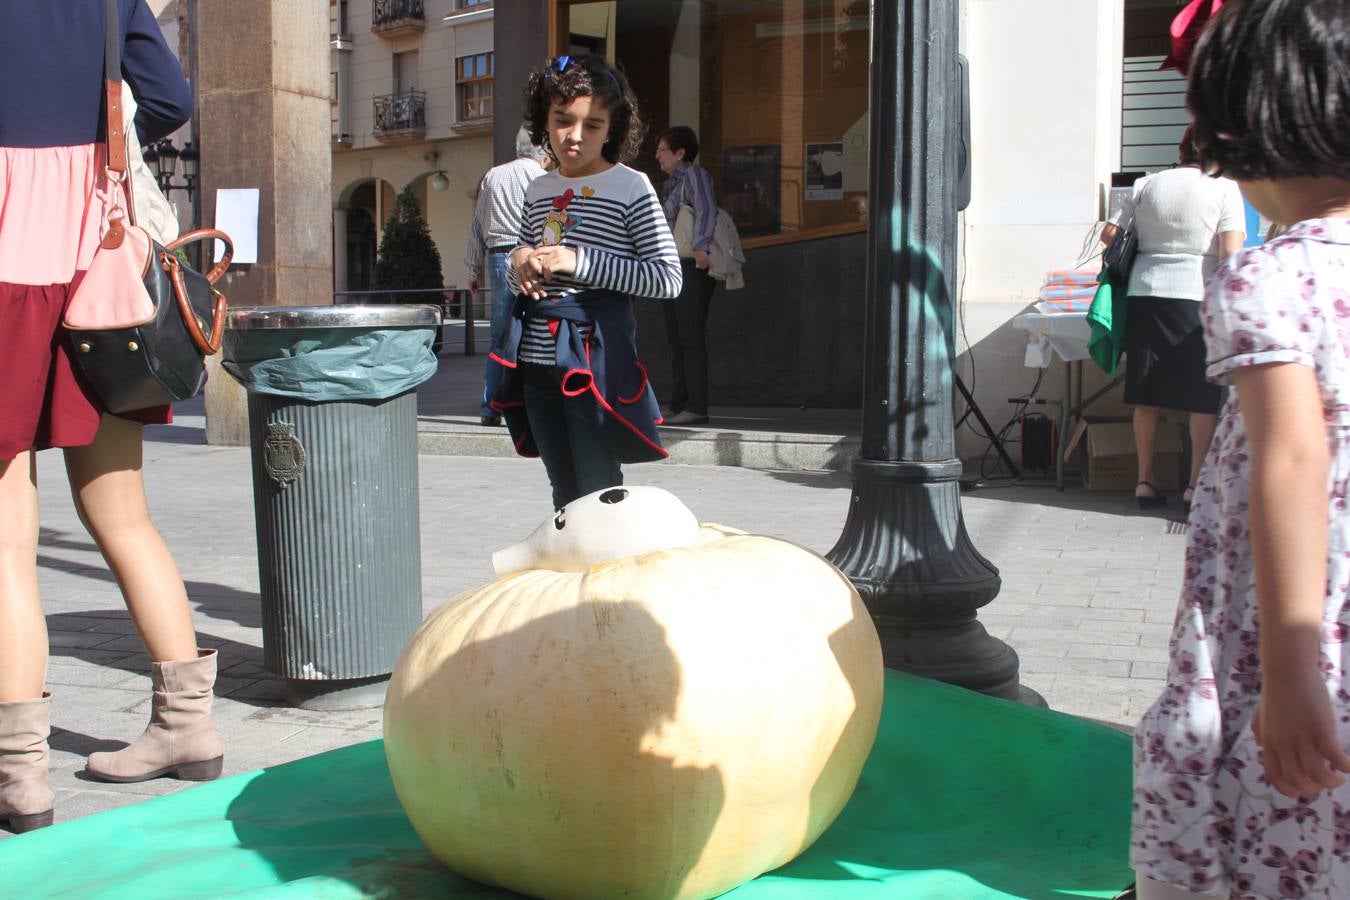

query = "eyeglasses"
(655, 146), (671, 155)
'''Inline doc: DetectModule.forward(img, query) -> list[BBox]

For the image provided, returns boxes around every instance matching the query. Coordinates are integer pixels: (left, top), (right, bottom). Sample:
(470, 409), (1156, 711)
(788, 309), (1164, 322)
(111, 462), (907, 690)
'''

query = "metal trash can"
(223, 305), (440, 710)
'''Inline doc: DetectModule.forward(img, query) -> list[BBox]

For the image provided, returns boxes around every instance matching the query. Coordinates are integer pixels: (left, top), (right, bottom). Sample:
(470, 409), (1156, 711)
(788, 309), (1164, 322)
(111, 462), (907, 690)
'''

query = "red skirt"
(0, 277), (170, 462)
(0, 144), (169, 462)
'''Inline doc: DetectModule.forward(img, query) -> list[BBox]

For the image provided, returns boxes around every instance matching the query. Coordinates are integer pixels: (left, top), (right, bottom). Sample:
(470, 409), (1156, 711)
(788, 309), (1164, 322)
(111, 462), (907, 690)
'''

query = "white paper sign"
(214, 188), (260, 265)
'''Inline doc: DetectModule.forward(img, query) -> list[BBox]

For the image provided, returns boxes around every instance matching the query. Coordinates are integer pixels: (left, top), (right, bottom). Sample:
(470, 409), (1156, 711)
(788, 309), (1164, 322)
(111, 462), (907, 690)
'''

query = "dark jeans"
(662, 258), (715, 415)
(480, 251), (513, 417)
(521, 362), (622, 510)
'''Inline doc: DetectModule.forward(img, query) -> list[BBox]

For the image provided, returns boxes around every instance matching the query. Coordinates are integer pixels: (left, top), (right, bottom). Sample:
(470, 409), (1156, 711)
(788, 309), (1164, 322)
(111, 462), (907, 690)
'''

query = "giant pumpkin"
(384, 487), (883, 900)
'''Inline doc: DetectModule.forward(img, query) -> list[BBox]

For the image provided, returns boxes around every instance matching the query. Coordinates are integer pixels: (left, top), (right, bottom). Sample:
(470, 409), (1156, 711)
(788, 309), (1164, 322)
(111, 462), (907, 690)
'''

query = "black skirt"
(1123, 295), (1223, 414)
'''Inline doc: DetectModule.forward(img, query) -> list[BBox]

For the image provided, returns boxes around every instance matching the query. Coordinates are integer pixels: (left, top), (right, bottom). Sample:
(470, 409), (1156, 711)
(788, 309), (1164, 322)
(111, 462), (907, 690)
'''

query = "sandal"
(1135, 481), (1167, 510)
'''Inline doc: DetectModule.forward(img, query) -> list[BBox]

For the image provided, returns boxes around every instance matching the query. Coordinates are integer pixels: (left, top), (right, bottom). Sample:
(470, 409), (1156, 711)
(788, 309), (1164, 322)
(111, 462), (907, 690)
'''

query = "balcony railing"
(373, 91), (427, 143)
(372, 0), (425, 37)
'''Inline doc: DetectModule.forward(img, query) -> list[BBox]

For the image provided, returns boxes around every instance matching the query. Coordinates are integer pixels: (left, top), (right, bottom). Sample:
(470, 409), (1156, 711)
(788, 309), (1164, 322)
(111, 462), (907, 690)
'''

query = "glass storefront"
(552, 0), (870, 248)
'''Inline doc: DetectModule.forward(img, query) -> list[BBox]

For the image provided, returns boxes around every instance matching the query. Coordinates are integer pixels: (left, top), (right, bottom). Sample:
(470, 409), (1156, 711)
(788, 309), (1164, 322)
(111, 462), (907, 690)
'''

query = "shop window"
(457, 52), (494, 121)
(555, 0), (870, 248)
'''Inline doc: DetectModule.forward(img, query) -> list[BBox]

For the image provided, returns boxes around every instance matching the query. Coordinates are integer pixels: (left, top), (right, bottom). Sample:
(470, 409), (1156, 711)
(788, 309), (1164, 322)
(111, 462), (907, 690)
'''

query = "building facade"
(330, 0), (497, 295)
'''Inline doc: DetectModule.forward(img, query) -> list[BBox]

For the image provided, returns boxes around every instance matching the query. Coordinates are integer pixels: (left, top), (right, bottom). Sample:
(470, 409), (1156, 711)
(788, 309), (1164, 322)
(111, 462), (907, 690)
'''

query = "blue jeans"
(521, 363), (622, 510)
(480, 251), (514, 416)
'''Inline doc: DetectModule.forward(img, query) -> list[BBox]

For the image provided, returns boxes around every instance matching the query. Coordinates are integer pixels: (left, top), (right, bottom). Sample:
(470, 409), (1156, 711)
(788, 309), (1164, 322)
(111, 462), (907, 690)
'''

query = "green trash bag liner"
(222, 326), (439, 402)
(0, 671), (1134, 898)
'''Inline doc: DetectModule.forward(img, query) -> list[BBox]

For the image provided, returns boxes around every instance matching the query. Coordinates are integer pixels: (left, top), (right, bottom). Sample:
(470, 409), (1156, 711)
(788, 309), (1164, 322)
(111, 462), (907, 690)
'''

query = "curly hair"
(522, 54), (645, 165)
(1187, 0), (1350, 181)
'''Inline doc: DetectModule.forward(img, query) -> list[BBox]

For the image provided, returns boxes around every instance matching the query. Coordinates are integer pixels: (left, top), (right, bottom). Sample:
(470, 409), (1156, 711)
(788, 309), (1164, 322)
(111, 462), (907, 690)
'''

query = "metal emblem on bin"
(263, 422), (306, 488)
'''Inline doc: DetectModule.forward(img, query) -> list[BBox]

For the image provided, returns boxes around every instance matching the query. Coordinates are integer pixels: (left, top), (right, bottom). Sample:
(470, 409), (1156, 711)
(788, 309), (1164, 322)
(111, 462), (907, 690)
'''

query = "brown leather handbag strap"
(103, 0), (134, 225)
(162, 253), (227, 355)
(164, 229), (234, 283)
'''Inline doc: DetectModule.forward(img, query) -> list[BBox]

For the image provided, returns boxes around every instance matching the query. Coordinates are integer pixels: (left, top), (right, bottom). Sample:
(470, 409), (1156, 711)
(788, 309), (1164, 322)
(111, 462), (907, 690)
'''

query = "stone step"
(415, 418), (860, 472)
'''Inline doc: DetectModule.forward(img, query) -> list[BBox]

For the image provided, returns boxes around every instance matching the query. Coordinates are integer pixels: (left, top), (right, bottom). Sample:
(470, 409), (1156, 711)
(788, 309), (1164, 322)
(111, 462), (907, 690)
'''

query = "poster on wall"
(805, 141), (845, 201)
(722, 145), (781, 238)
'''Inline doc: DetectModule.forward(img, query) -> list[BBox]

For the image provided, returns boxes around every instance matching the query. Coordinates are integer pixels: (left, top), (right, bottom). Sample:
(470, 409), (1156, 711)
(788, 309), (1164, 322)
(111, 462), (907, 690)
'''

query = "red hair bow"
(1162, 0), (1225, 75)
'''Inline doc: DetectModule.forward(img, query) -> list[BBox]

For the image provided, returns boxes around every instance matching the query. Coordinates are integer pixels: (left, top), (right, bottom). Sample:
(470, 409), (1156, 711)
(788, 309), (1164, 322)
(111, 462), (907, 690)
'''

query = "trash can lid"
(227, 305), (442, 330)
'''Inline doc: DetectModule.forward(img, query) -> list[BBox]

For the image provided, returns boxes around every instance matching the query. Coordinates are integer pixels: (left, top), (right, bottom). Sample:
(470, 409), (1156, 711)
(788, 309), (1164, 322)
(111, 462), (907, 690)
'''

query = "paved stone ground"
(4, 415), (1189, 837)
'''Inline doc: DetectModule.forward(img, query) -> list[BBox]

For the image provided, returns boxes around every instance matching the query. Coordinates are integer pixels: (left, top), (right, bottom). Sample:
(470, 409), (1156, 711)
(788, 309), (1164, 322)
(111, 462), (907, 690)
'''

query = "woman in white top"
(1102, 127), (1245, 510)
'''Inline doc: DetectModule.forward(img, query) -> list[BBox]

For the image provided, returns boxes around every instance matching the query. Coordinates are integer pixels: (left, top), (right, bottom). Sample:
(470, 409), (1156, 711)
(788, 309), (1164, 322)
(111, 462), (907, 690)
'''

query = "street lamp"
(142, 138), (199, 201)
(826, 0), (1037, 702)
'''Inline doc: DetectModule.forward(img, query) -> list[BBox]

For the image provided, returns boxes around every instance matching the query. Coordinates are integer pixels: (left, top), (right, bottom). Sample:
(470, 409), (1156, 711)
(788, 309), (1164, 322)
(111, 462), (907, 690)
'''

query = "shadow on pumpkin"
(223, 599), (725, 899)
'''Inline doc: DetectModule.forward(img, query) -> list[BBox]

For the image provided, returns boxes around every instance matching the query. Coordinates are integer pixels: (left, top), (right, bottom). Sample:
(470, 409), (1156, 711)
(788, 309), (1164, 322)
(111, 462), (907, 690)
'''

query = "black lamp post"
(826, 0), (1036, 702)
(142, 138), (199, 202)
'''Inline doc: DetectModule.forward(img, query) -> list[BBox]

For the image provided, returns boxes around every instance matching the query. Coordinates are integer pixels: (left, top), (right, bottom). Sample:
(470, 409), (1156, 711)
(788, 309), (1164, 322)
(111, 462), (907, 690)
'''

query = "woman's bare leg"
(1133, 405), (1162, 497)
(63, 416), (196, 662)
(0, 451), (46, 702)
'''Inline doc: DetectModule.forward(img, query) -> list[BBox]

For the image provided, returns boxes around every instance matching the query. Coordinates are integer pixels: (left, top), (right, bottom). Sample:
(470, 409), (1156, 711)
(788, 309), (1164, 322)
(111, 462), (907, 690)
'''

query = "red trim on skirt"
(0, 275), (170, 462)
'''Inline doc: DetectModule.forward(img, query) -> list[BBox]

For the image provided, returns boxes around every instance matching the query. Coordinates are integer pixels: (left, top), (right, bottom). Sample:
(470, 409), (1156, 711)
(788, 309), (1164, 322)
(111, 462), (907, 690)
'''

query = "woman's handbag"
(63, 0), (232, 415)
(1102, 217), (1138, 283)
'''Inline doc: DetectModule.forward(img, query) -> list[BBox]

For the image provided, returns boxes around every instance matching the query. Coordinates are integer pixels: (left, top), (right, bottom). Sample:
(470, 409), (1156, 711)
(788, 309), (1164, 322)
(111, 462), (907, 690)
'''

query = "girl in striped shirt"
(491, 54), (681, 510)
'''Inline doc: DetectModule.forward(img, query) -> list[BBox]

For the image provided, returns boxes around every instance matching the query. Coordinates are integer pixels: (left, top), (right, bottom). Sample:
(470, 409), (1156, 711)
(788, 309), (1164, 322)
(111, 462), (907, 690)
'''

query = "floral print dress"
(1133, 219), (1350, 897)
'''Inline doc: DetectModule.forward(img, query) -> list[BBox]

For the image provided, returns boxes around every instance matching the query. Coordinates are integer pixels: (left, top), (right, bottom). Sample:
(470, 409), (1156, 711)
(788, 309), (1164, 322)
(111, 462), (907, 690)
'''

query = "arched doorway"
(336, 176), (437, 294)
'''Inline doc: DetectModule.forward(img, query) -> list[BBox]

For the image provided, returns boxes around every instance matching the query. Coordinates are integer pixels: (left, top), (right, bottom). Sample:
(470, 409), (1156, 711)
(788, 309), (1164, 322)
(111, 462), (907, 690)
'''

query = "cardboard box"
(1065, 420), (1185, 492)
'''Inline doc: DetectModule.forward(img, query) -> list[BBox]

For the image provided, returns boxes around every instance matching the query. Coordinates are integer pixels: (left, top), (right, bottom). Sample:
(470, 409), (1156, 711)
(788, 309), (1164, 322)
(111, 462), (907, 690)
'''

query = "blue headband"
(547, 55), (623, 94)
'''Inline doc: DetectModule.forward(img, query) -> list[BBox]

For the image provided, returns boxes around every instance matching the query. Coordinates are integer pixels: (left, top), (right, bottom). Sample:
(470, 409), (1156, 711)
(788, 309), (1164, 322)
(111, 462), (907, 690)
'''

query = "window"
(558, 0), (871, 248)
(336, 0), (349, 35)
(459, 0), (493, 8)
(394, 50), (418, 94)
(456, 52), (494, 121)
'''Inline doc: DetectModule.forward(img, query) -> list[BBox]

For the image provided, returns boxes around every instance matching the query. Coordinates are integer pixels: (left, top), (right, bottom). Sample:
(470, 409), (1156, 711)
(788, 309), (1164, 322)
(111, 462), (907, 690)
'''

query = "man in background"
(466, 127), (550, 426)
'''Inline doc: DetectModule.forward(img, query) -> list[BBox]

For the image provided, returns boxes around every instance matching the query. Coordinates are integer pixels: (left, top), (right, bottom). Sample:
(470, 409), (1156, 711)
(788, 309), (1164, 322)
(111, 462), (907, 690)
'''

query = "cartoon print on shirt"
(540, 188), (582, 247)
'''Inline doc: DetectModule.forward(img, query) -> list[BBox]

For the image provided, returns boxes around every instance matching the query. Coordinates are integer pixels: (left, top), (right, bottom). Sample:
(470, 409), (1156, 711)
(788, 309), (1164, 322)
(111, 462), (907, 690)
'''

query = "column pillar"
(193, 0), (333, 444)
(825, 0), (1036, 702)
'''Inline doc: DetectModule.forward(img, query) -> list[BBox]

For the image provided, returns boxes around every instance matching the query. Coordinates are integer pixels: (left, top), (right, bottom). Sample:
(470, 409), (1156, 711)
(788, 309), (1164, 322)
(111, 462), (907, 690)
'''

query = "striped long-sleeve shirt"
(507, 164), (682, 364)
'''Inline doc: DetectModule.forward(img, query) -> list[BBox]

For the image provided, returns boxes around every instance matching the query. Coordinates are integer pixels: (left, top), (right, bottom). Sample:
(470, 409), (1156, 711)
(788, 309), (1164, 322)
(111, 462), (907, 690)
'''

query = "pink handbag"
(62, 0), (233, 414)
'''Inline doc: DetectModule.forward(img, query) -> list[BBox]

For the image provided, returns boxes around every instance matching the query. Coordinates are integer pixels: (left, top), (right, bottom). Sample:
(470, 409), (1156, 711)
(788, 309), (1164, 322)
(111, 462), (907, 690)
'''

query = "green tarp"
(0, 672), (1134, 898)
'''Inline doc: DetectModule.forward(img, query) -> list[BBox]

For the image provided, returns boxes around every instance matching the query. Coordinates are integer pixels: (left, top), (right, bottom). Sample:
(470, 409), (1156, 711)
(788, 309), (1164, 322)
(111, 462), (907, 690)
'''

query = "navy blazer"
(489, 290), (667, 465)
(0, 0), (192, 148)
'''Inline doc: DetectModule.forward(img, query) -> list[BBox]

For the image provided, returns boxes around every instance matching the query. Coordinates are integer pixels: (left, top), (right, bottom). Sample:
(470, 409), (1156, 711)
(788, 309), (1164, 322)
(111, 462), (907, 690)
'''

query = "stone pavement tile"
(52, 787), (165, 826)
(1090, 591), (1169, 610)
(1000, 637), (1074, 658)
(993, 589), (1092, 608)
(1019, 656), (1132, 678)
(43, 614), (140, 635)
(45, 663), (145, 689)
(1131, 660), (1170, 680)
(47, 630), (126, 651)
(1066, 644), (1171, 664)
(243, 704), (384, 732)
(1078, 619), (1172, 640)
(1007, 626), (1141, 647)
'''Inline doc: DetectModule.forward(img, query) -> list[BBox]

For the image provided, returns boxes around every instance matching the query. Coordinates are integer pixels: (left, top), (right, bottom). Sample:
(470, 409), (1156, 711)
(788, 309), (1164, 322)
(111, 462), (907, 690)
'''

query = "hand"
(511, 246), (548, 300)
(693, 249), (712, 270)
(1254, 667), (1350, 798)
(527, 245), (578, 278)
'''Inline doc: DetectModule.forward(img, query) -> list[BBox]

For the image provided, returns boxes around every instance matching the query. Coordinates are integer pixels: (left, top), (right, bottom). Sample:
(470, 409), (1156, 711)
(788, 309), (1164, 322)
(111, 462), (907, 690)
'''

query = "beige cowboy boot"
(85, 649), (224, 783)
(0, 692), (54, 833)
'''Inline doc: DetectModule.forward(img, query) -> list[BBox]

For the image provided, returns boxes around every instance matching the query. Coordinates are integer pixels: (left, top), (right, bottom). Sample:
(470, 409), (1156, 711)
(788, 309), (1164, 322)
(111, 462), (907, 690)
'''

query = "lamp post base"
(828, 459), (1039, 704)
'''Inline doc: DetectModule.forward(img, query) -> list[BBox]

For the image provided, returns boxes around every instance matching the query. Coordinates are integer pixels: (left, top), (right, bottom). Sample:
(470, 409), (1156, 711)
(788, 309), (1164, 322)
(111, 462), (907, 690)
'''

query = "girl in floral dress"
(1131, 1), (1350, 897)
